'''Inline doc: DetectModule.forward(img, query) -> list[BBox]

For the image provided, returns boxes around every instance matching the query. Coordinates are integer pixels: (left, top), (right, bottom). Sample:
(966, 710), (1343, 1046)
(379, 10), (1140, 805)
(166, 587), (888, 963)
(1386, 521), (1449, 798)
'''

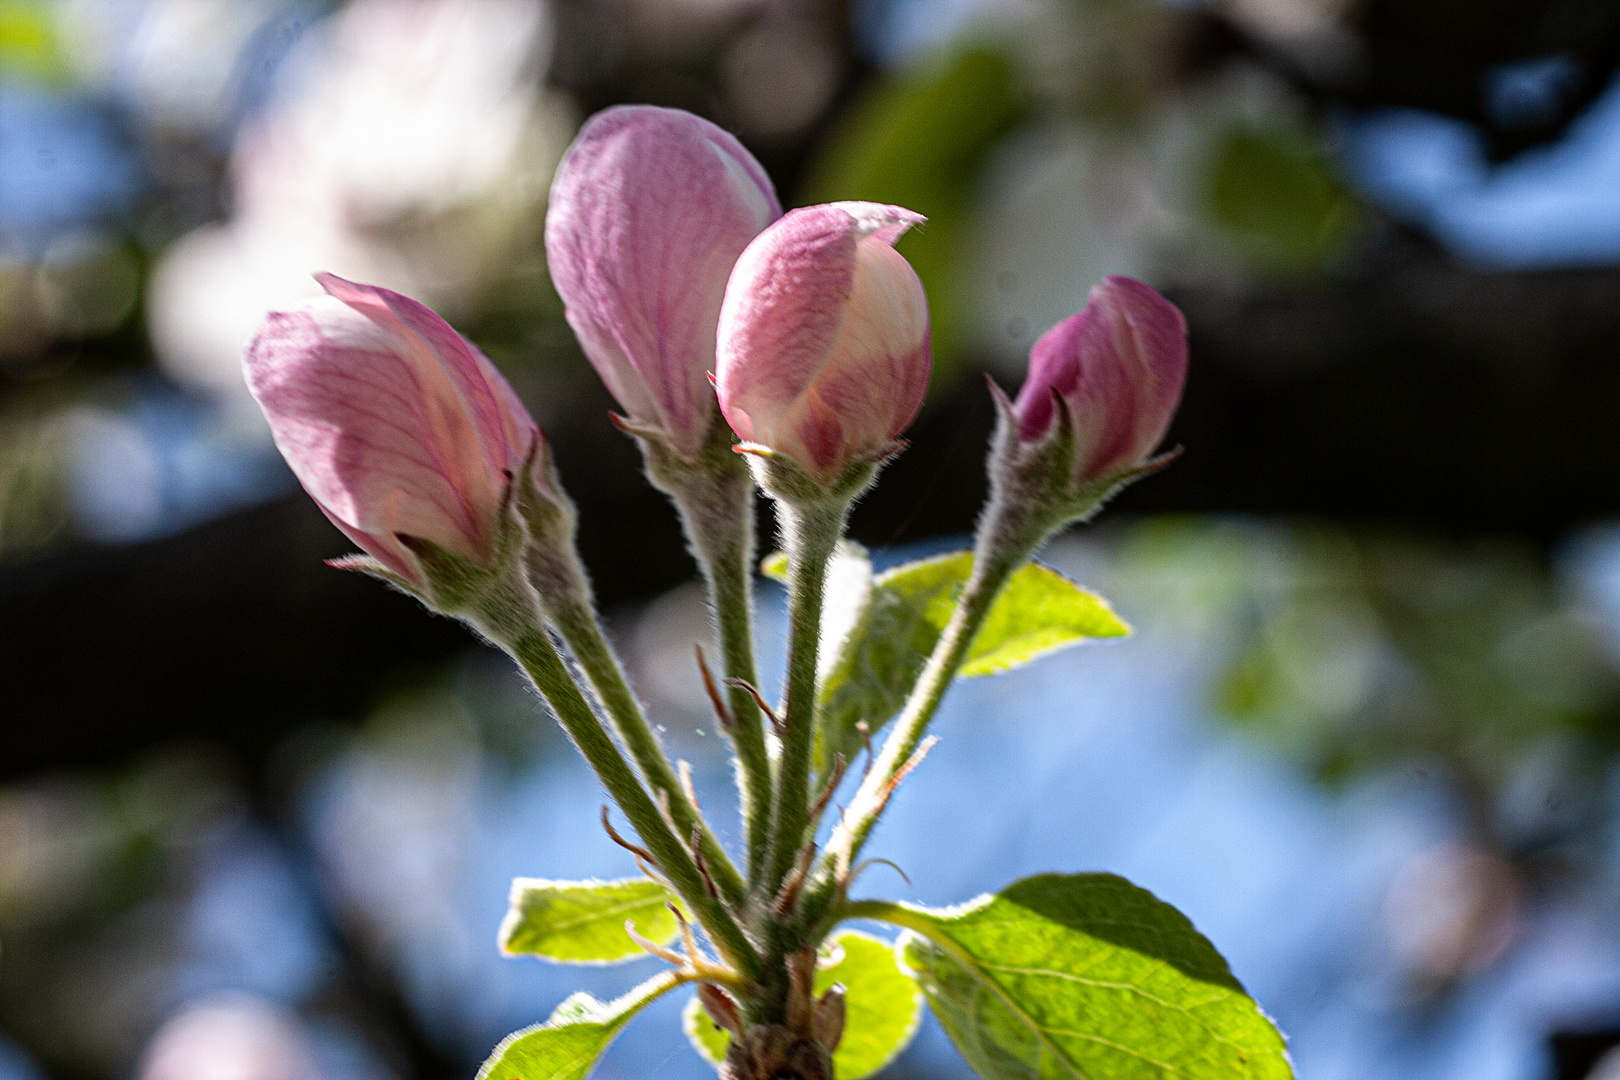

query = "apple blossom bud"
(546, 106), (781, 459)
(244, 272), (548, 589)
(716, 202), (931, 487)
(1011, 275), (1187, 486)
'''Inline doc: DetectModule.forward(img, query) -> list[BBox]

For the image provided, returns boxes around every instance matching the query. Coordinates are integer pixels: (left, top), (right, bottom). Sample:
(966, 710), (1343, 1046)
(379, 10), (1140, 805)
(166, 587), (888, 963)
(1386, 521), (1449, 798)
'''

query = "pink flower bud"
(715, 202), (931, 485)
(244, 273), (542, 586)
(545, 106), (781, 459)
(1012, 276), (1187, 485)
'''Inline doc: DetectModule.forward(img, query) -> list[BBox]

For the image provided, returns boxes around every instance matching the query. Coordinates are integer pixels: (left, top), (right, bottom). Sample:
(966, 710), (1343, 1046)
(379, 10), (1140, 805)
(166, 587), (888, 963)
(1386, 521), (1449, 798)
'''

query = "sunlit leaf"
(499, 878), (677, 964)
(478, 972), (680, 1080)
(960, 558), (1130, 675)
(683, 930), (923, 1079)
(861, 874), (1292, 1080)
(817, 552), (1128, 774)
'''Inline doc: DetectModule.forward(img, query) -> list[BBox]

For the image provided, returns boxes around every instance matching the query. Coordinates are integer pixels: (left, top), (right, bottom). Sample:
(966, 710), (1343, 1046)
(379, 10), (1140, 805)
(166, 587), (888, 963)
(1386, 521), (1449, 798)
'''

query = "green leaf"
(817, 552), (1128, 774)
(960, 558), (1130, 675)
(1203, 122), (1361, 271)
(499, 878), (678, 964)
(760, 550), (789, 582)
(478, 972), (680, 1080)
(683, 930), (923, 1079)
(862, 874), (1291, 1080)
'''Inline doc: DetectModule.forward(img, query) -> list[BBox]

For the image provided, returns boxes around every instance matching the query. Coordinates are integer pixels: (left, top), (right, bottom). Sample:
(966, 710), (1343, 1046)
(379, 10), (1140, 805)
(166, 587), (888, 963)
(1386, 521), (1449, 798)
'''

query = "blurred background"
(3, 0), (1620, 1077)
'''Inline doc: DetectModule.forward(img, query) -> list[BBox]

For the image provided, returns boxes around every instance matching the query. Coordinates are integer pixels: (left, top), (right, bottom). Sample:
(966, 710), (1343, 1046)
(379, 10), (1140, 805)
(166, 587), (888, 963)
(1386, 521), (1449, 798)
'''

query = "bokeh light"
(4, 0), (1620, 1077)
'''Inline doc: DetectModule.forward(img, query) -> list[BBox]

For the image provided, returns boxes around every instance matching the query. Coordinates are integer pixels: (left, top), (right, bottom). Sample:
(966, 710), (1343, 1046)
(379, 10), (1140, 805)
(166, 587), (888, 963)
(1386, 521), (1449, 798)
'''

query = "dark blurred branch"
(6, 248), (1620, 776)
(1187, 0), (1620, 163)
(1147, 246), (1620, 532)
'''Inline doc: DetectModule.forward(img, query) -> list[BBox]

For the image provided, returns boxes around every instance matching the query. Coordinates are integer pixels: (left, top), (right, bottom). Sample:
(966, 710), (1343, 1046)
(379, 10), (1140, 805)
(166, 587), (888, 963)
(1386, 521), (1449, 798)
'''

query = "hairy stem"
(802, 500), (1050, 929)
(547, 593), (748, 907)
(489, 616), (760, 978)
(665, 458), (775, 890)
(767, 497), (849, 894)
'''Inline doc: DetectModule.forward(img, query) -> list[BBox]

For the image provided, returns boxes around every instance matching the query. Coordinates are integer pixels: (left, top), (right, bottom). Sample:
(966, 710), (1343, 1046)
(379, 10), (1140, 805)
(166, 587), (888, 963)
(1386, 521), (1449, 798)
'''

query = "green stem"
(840, 897), (921, 927)
(837, 550), (1018, 855)
(663, 459), (775, 890)
(766, 497), (849, 893)
(546, 590), (749, 908)
(802, 502), (1050, 930)
(494, 621), (760, 978)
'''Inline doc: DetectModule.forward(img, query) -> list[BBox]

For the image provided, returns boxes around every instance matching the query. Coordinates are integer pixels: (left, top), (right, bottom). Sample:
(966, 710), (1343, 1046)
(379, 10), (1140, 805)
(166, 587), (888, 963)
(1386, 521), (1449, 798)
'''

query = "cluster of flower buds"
(240, 102), (1189, 1080)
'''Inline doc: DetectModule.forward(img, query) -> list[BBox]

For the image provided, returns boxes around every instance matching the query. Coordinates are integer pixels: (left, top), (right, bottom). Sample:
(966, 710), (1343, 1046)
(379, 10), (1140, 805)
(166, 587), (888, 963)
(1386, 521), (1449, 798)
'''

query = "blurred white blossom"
(139, 996), (318, 1080)
(148, 0), (574, 418)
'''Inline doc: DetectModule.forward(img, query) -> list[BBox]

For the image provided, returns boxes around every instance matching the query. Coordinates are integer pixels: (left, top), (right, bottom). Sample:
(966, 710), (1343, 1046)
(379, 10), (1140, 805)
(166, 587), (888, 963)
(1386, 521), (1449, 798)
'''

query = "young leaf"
(859, 874), (1292, 1080)
(683, 930), (924, 1079)
(817, 552), (1128, 774)
(499, 877), (678, 964)
(958, 559), (1129, 676)
(478, 971), (680, 1080)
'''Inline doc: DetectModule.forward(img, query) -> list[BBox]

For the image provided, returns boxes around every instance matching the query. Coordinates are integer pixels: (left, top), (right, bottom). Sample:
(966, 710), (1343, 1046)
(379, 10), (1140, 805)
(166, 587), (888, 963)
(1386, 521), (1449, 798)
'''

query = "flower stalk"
(541, 585), (749, 907)
(638, 416), (775, 888)
(240, 96), (1200, 1080)
(767, 492), (848, 891)
(482, 607), (761, 980)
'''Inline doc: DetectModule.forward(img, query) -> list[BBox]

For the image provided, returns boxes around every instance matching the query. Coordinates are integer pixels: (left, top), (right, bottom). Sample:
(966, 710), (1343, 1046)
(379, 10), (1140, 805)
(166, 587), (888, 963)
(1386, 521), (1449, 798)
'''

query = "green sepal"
(742, 441), (889, 507)
(499, 877), (680, 964)
(327, 553), (419, 594)
(980, 379), (1181, 551)
(857, 874), (1293, 1080)
(477, 972), (682, 1080)
(815, 551), (1128, 775)
(683, 930), (924, 1079)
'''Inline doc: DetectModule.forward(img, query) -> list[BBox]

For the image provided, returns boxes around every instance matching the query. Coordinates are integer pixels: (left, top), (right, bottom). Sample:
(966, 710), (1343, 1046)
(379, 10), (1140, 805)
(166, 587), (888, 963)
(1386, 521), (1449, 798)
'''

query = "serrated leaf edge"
(476, 971), (683, 1080)
(499, 876), (678, 965)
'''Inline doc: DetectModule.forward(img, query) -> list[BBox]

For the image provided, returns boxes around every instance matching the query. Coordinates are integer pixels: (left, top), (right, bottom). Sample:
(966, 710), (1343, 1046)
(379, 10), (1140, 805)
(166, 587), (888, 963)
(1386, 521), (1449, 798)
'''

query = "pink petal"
(245, 275), (538, 566)
(546, 106), (780, 458)
(1013, 276), (1186, 483)
(717, 203), (931, 482)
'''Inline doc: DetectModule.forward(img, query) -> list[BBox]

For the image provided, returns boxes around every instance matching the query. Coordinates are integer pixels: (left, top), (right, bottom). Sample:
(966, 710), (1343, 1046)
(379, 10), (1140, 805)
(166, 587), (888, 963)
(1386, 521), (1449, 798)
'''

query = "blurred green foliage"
(1120, 519), (1620, 856)
(0, 753), (238, 1076)
(0, 397), (72, 559)
(1204, 124), (1361, 270)
(0, 0), (68, 85)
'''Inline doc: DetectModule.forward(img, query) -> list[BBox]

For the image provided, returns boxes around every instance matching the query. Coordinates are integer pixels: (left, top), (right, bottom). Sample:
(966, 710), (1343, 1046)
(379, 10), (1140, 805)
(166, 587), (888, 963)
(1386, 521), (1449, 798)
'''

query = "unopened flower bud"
(716, 202), (931, 487)
(244, 273), (553, 591)
(546, 106), (781, 460)
(974, 277), (1188, 572)
(1011, 275), (1187, 487)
